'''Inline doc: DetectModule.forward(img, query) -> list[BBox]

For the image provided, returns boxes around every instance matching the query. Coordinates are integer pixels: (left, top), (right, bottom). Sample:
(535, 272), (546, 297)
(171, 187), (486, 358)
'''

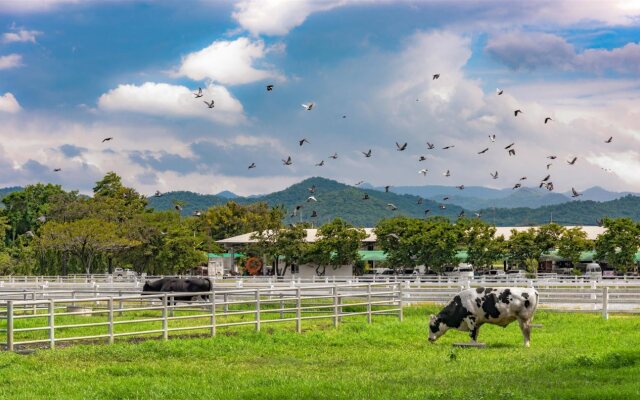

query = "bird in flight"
(355, 180), (364, 186)
(439, 204), (446, 209)
(193, 210), (202, 217)
(490, 171), (498, 179)
(443, 170), (451, 177)
(194, 87), (203, 98)
(546, 163), (552, 170)
(308, 185), (316, 194)
(605, 136), (613, 143)
(417, 198), (424, 205)
(489, 134), (496, 142)
(299, 138), (310, 146)
(547, 155), (557, 160)
(175, 204), (183, 211)
(362, 193), (370, 200)
(362, 149), (372, 158)
(154, 190), (162, 197)
(571, 188), (582, 198)
(248, 162), (256, 169)
(266, 84), (274, 91)
(384, 186), (391, 192)
(424, 209), (431, 215)
(102, 137), (113, 143)
(396, 142), (408, 151)
(544, 117), (553, 124)
(443, 196), (449, 201)
(478, 148), (489, 154)
(282, 156), (292, 166)
(496, 88), (504, 95)
(504, 143), (515, 149)
(329, 152), (338, 159)
(204, 100), (215, 108)
(508, 149), (516, 156)
(442, 145), (455, 150)
(567, 157), (578, 165)
(315, 160), (324, 167)
(474, 212), (482, 218)
(541, 174), (550, 182)
(301, 103), (314, 111)
(387, 203), (398, 211)
(546, 182), (554, 191)
(432, 74), (440, 80)
(519, 176), (527, 181)
(418, 156), (427, 161)
(513, 183), (522, 189)
(311, 210), (318, 218)
(307, 196), (317, 202)
(456, 185), (465, 190)
(426, 142), (435, 150)
(387, 233), (400, 240)
(419, 169), (428, 176)
(458, 210), (465, 218)
(53, 168), (61, 172)
(514, 109), (523, 116)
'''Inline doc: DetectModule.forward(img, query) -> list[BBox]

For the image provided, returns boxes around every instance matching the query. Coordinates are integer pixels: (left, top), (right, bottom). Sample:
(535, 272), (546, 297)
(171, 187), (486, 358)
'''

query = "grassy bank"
(0, 306), (638, 399)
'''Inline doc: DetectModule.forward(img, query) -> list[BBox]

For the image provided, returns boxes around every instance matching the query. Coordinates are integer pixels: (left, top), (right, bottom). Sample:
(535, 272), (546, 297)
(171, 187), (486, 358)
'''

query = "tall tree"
(458, 218), (505, 270)
(415, 217), (461, 274)
(1, 183), (65, 241)
(557, 226), (593, 266)
(535, 223), (565, 254)
(594, 218), (640, 273)
(506, 228), (540, 272)
(375, 216), (425, 273)
(308, 218), (366, 276)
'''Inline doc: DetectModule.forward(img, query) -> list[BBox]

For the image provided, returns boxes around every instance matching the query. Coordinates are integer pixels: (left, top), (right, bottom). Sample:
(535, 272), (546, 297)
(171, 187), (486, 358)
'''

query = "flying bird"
(301, 102), (314, 111)
(315, 160), (324, 167)
(154, 190), (162, 197)
(248, 162), (256, 169)
(519, 176), (527, 181)
(474, 212), (482, 218)
(513, 183), (522, 189)
(386, 203), (398, 211)
(102, 137), (113, 143)
(546, 163), (552, 170)
(458, 210), (465, 218)
(355, 180), (364, 186)
(504, 143), (515, 149)
(308, 185), (316, 194)
(282, 156), (292, 166)
(439, 204), (446, 209)
(544, 117), (553, 124)
(266, 84), (274, 91)
(175, 204), (183, 211)
(541, 174), (550, 182)
(299, 138), (310, 146)
(514, 109), (523, 116)
(490, 171), (498, 179)
(508, 149), (516, 156)
(443, 170), (451, 177)
(432, 74), (440, 80)
(426, 142), (435, 150)
(193, 211), (202, 217)
(489, 134), (496, 142)
(387, 233), (400, 240)
(456, 185), (465, 190)
(546, 182), (554, 191)
(547, 155), (557, 160)
(329, 153), (338, 159)
(418, 156), (427, 161)
(362, 149), (372, 158)
(442, 145), (455, 150)
(362, 193), (370, 200)
(310, 210), (318, 218)
(496, 88), (504, 95)
(384, 185), (391, 193)
(567, 157), (578, 165)
(424, 209), (431, 215)
(194, 87), (203, 98)
(204, 100), (215, 108)
(419, 169), (428, 176)
(478, 148), (489, 154)
(307, 196), (317, 202)
(571, 188), (582, 198)
(53, 168), (61, 172)
(396, 142), (408, 151)
(605, 136), (613, 143)
(443, 197), (449, 201)
(417, 198), (424, 205)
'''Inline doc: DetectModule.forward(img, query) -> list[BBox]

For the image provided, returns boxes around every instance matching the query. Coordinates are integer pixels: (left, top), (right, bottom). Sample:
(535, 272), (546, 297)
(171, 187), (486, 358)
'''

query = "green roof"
(359, 250), (386, 261)
(208, 253), (244, 258)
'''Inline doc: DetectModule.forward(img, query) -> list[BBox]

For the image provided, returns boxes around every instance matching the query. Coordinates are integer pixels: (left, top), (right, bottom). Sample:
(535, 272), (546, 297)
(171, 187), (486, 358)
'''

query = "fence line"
(0, 283), (402, 352)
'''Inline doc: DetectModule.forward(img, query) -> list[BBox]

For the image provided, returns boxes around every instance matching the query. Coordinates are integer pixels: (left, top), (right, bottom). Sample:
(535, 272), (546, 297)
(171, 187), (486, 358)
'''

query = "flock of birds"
(48, 72), (615, 221)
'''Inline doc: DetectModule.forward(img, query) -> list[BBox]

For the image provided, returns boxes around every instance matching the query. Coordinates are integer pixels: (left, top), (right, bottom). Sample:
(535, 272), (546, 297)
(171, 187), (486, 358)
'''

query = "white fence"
(0, 283), (403, 352)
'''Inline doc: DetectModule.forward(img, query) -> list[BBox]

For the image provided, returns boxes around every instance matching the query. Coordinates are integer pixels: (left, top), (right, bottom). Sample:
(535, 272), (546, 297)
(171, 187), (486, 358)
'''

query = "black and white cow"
(142, 277), (212, 304)
(428, 287), (539, 347)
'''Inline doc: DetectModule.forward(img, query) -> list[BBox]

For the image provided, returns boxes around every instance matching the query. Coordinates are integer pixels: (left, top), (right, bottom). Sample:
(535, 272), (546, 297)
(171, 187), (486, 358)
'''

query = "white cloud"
(97, 82), (245, 125)
(232, 0), (347, 36)
(485, 31), (575, 70)
(0, 92), (21, 113)
(575, 43), (640, 74)
(0, 0), (82, 14)
(176, 37), (282, 85)
(2, 29), (41, 43)
(0, 54), (23, 70)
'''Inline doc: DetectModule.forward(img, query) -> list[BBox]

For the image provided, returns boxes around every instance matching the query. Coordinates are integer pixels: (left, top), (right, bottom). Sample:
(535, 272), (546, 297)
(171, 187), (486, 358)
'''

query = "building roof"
(218, 228), (377, 245)
(494, 226), (605, 241)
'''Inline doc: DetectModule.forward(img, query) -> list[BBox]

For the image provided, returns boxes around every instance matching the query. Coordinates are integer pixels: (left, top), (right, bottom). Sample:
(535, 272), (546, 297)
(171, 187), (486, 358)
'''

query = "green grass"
(1, 306), (639, 399)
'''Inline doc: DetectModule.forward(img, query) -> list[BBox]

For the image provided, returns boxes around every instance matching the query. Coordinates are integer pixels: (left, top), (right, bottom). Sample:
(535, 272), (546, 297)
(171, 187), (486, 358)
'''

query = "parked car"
(584, 263), (603, 280)
(114, 267), (137, 280)
(447, 264), (474, 278)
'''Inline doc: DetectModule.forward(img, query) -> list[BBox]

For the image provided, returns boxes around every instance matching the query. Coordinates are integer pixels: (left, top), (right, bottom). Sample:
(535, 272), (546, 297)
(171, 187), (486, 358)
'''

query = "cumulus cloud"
(0, 0), (82, 14)
(486, 31), (640, 74)
(0, 92), (21, 113)
(97, 82), (245, 125)
(0, 54), (23, 70)
(2, 29), (41, 43)
(175, 37), (282, 85)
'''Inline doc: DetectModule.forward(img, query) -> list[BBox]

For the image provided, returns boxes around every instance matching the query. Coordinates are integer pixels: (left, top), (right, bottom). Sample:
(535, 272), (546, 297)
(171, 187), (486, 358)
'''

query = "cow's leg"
(465, 316), (479, 343)
(518, 318), (531, 347)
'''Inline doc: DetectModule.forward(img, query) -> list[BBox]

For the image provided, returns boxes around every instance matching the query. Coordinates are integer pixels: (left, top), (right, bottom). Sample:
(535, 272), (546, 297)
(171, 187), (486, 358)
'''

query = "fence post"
(118, 290), (123, 317)
(296, 288), (302, 333)
(210, 290), (216, 337)
(398, 283), (404, 322)
(602, 286), (609, 320)
(48, 299), (55, 349)
(6, 301), (13, 352)
(367, 283), (372, 324)
(107, 297), (114, 345)
(332, 286), (339, 328)
(279, 293), (284, 320)
(162, 294), (169, 341)
(255, 289), (261, 332)
(223, 293), (229, 313)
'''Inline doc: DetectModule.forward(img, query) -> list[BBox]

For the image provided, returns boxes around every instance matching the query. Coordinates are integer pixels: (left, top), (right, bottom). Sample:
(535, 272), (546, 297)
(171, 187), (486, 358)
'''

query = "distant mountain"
(432, 188), (571, 210)
(573, 186), (639, 202)
(387, 185), (507, 200)
(147, 191), (228, 215)
(0, 186), (23, 208)
(216, 190), (238, 199)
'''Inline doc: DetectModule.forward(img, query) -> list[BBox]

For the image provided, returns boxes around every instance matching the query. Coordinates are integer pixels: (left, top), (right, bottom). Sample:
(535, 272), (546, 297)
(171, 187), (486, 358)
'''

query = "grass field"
(0, 305), (639, 399)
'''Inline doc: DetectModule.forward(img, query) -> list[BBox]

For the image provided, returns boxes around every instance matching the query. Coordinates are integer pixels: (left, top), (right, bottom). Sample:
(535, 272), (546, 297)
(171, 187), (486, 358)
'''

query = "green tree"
(458, 218), (505, 270)
(535, 223), (565, 254)
(1, 183), (65, 241)
(594, 218), (640, 273)
(557, 227), (593, 266)
(375, 216), (425, 272)
(506, 228), (540, 272)
(415, 217), (461, 274)
(308, 218), (366, 276)
(204, 201), (285, 241)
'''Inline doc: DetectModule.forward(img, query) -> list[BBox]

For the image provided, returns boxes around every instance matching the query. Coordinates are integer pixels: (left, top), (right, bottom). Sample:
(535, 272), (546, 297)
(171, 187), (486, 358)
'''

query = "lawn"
(0, 306), (639, 399)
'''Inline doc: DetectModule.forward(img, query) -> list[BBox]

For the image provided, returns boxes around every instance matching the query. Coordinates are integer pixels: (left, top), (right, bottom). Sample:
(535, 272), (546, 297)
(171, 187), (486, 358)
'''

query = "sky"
(1, 0), (640, 196)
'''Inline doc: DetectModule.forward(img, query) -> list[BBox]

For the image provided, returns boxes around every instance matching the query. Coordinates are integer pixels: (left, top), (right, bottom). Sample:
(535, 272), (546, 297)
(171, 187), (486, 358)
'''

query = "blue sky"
(1, 0), (640, 196)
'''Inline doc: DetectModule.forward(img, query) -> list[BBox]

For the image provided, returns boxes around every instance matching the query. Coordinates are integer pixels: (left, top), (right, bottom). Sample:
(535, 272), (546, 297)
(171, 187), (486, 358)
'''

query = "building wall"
(284, 263), (354, 278)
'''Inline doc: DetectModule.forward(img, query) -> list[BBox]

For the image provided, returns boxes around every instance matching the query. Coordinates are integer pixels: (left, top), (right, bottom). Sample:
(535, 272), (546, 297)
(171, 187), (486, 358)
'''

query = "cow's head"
(428, 314), (449, 342)
(142, 282), (151, 292)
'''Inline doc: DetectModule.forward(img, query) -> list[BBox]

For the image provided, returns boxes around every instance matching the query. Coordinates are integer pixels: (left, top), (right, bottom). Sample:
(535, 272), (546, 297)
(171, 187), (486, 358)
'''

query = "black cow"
(142, 277), (212, 304)
(428, 287), (539, 347)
